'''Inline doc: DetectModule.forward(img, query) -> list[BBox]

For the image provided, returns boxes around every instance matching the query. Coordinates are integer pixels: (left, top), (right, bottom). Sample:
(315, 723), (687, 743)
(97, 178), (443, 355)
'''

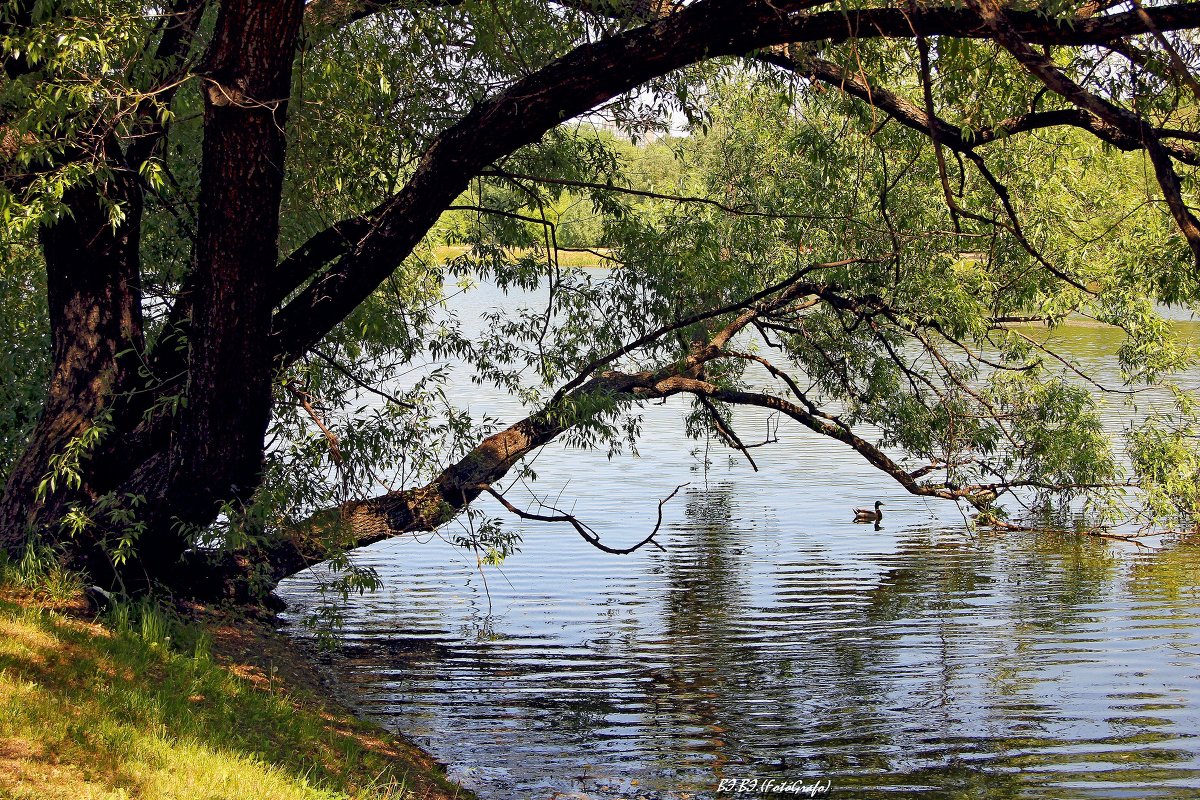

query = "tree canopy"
(2, 0), (1200, 600)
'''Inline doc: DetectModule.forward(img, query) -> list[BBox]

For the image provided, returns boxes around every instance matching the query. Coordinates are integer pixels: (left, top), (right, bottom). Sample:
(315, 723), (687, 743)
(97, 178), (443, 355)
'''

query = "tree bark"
(0, 182), (144, 562)
(1, 1), (307, 587)
(131, 0), (307, 578)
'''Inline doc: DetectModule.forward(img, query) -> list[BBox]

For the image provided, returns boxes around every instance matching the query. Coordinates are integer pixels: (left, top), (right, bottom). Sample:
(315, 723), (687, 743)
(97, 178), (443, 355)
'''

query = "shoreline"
(0, 587), (473, 800)
(204, 605), (474, 800)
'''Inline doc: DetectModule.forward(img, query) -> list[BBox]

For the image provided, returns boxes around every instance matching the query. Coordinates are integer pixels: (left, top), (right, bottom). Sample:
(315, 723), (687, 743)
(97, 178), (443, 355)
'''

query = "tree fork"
(123, 0), (309, 580)
(25, 0), (311, 584)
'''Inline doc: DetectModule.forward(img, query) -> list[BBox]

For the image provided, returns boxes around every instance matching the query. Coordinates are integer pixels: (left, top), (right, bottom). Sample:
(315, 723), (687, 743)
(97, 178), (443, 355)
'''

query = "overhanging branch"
(269, 0), (1200, 369)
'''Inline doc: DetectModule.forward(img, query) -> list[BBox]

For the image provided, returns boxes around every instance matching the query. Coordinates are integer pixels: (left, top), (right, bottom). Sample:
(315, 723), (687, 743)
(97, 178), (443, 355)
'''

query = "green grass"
(0, 555), (467, 800)
(0, 545), (86, 604)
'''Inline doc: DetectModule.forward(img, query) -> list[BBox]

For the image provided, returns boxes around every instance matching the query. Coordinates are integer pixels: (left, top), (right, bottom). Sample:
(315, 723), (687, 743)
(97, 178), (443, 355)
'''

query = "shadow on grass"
(0, 593), (468, 800)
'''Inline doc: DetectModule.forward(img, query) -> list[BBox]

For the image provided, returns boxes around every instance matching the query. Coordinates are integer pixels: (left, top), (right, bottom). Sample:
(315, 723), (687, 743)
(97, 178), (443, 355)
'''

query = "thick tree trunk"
(1, 1), (305, 589)
(0, 183), (144, 563)
(121, 0), (307, 581)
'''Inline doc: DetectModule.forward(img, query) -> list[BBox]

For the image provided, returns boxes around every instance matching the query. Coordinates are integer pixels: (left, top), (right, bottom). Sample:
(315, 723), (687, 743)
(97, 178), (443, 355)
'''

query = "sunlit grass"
(0, 559), (466, 800)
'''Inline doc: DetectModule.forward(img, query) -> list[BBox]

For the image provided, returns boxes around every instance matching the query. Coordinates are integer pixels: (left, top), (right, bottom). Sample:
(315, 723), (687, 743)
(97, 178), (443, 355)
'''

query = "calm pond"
(280, 280), (1200, 799)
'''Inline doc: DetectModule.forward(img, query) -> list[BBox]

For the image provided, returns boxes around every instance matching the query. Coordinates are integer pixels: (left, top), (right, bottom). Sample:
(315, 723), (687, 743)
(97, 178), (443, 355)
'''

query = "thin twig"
(481, 483), (687, 554)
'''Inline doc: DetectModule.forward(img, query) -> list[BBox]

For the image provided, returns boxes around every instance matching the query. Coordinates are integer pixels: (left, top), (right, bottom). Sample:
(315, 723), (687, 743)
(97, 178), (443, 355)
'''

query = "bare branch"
(697, 396), (762, 471)
(284, 381), (344, 464)
(482, 483), (685, 554)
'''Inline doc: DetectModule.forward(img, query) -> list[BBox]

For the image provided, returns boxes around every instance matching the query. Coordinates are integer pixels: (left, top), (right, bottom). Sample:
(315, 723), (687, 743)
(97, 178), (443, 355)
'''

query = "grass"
(0, 552), (469, 800)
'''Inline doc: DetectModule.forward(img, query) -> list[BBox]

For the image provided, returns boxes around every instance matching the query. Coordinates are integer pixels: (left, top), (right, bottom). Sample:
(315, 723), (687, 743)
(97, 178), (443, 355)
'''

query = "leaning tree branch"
(236, 366), (663, 586)
(640, 375), (995, 506)
(268, 0), (1200, 370)
(758, 51), (1200, 166)
(551, 259), (870, 404)
(759, 50), (1128, 292)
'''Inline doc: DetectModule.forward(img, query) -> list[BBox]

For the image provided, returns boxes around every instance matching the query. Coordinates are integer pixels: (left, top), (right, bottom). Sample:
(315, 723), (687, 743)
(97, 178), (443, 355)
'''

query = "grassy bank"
(0, 559), (469, 800)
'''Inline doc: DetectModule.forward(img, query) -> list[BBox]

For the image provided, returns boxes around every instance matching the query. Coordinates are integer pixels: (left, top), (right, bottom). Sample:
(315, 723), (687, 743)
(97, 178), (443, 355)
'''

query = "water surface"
(280, 282), (1200, 799)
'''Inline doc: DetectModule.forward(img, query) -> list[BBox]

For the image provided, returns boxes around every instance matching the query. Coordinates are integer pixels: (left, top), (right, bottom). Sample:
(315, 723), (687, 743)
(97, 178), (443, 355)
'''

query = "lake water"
(279, 279), (1200, 799)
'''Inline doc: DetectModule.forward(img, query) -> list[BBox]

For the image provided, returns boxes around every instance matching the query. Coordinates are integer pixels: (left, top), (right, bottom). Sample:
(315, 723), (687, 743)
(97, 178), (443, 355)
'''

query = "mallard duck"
(853, 501), (884, 523)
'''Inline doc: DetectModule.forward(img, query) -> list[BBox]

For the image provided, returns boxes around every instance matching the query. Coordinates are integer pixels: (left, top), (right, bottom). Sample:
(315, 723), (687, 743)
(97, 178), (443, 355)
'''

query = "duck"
(852, 501), (884, 523)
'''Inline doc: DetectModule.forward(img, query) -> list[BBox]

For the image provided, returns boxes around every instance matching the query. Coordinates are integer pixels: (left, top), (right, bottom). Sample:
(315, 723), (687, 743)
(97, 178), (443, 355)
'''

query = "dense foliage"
(2, 0), (1200, 598)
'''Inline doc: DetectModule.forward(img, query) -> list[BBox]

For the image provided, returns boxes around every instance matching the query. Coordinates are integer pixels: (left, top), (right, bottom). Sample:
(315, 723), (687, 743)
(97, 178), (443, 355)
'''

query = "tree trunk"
(0, 182), (144, 568)
(125, 0), (306, 581)
(1, 1), (305, 590)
